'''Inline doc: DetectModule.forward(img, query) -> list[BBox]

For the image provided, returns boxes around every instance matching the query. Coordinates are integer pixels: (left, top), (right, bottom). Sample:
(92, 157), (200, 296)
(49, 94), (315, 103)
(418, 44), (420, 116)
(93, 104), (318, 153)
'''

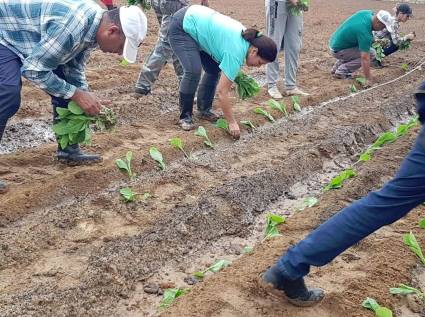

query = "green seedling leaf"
(419, 218), (425, 229)
(358, 149), (373, 162)
(120, 59), (129, 66)
(120, 187), (137, 202)
(362, 297), (393, 317)
(291, 96), (301, 112)
(356, 76), (367, 86)
(193, 271), (205, 279)
(115, 151), (133, 179)
(142, 192), (151, 200)
(234, 72), (261, 100)
(149, 147), (166, 170)
(68, 101), (84, 115)
(390, 284), (424, 297)
(372, 42), (385, 62)
(208, 259), (231, 273)
(350, 84), (357, 93)
(240, 120), (256, 129)
(127, 0), (151, 10)
(403, 231), (425, 266)
(170, 137), (190, 158)
(264, 213), (285, 240)
(288, 0), (310, 15)
(195, 126), (214, 148)
(254, 108), (275, 122)
(401, 63), (409, 72)
(399, 39), (411, 51)
(160, 288), (188, 309)
(324, 168), (357, 191)
(243, 246), (253, 254)
(304, 197), (318, 208)
(215, 118), (229, 130)
(268, 99), (288, 117)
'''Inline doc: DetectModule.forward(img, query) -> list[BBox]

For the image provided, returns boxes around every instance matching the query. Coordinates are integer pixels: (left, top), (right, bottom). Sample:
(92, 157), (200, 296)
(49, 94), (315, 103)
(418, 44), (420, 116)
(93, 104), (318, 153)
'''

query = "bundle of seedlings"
(234, 71), (260, 100)
(127, 0), (151, 10)
(288, 0), (310, 15)
(53, 101), (117, 150)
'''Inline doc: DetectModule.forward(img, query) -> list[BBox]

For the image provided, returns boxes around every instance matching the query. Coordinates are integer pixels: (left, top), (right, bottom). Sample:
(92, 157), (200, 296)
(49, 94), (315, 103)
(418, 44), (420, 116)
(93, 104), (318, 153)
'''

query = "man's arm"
(360, 51), (371, 81)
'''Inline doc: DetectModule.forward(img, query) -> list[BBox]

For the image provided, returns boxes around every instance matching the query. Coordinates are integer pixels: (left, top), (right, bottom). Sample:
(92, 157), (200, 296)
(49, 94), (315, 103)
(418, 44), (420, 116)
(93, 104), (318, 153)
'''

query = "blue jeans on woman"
(276, 126), (425, 280)
(383, 42), (399, 57)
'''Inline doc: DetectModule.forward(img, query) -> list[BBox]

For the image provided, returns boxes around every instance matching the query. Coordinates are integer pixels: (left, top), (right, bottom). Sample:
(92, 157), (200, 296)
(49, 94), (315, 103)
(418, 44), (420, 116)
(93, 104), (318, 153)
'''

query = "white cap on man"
(120, 5), (147, 63)
(377, 10), (395, 34)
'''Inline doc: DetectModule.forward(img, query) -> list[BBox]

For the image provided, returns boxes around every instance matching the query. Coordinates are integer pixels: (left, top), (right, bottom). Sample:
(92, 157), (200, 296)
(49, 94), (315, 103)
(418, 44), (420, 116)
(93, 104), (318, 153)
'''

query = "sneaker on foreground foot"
(285, 87), (310, 96)
(179, 119), (196, 131)
(259, 265), (324, 307)
(268, 86), (283, 99)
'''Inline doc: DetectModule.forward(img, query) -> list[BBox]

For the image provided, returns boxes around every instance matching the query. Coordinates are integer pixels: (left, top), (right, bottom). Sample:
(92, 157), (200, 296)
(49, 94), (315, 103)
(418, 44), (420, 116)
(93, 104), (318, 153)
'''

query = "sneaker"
(285, 87), (310, 96)
(57, 144), (102, 165)
(0, 179), (8, 194)
(258, 266), (324, 307)
(268, 86), (283, 99)
(331, 60), (343, 74)
(134, 87), (151, 97)
(196, 110), (221, 122)
(179, 119), (196, 131)
(333, 72), (354, 80)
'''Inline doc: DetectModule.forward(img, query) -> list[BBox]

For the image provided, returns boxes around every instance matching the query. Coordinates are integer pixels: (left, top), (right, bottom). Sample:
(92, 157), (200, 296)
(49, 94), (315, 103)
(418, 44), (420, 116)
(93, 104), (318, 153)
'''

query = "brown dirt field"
(1, 0), (425, 316)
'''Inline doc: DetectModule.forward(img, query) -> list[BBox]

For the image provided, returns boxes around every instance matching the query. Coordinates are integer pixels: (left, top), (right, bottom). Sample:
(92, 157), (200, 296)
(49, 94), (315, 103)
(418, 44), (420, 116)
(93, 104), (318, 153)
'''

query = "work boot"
(268, 86), (283, 99)
(196, 110), (221, 122)
(259, 265), (324, 307)
(134, 87), (151, 98)
(57, 144), (102, 165)
(179, 92), (196, 131)
(0, 179), (8, 194)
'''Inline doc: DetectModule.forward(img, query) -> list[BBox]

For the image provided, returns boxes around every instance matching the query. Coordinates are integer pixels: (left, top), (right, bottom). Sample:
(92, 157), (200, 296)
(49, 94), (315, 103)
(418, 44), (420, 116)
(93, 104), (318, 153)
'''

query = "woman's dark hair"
(242, 28), (277, 62)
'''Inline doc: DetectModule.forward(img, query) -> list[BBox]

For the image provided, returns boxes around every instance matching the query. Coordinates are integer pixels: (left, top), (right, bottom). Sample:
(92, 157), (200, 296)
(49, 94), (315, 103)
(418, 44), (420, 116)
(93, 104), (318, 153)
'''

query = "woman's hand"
(228, 120), (241, 140)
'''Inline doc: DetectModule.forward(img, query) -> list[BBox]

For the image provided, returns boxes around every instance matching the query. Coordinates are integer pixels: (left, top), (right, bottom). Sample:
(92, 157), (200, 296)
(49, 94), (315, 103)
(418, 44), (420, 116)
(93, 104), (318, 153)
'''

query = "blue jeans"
(383, 42), (399, 57)
(277, 126), (425, 279)
(0, 44), (69, 141)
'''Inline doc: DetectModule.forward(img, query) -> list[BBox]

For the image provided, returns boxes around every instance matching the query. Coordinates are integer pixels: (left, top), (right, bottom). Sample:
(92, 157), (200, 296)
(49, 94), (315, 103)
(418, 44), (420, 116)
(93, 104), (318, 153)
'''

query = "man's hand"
(406, 32), (416, 41)
(229, 120), (241, 140)
(71, 89), (102, 116)
(200, 0), (209, 6)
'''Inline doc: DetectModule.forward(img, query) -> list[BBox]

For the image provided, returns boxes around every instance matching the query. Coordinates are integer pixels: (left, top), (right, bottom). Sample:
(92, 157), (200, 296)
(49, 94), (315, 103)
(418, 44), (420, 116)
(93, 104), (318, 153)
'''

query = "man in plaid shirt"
(0, 0), (148, 193)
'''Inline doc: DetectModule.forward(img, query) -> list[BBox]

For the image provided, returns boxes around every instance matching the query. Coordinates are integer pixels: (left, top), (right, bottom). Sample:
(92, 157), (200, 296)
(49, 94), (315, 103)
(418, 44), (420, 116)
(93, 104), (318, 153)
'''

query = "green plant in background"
(53, 101), (117, 150)
(240, 120), (256, 130)
(401, 63), (409, 72)
(403, 231), (425, 266)
(372, 42), (385, 62)
(350, 84), (358, 93)
(127, 0), (151, 10)
(149, 147), (166, 170)
(362, 297), (393, 317)
(215, 118), (229, 131)
(324, 168), (357, 191)
(399, 39), (411, 51)
(264, 213), (285, 240)
(115, 151), (134, 179)
(291, 95), (302, 112)
(356, 76), (367, 86)
(195, 126), (214, 148)
(120, 59), (129, 66)
(120, 187), (137, 202)
(254, 108), (275, 122)
(234, 72), (261, 100)
(268, 99), (288, 117)
(193, 259), (231, 279)
(170, 137), (191, 159)
(390, 284), (425, 300)
(288, 0), (310, 15)
(419, 218), (425, 229)
(160, 288), (189, 309)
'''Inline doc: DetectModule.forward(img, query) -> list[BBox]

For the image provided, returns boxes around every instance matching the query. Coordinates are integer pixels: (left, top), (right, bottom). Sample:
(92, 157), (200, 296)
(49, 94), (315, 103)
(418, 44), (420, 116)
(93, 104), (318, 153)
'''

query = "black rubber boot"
(196, 73), (219, 122)
(260, 265), (324, 307)
(179, 92), (196, 130)
(57, 144), (102, 165)
(0, 179), (8, 194)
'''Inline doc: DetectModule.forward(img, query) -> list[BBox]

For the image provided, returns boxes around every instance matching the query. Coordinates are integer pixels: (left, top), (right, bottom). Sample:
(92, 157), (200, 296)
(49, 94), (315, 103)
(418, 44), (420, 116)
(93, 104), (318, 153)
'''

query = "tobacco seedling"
(324, 168), (357, 191)
(264, 213), (285, 240)
(120, 187), (137, 202)
(372, 42), (385, 62)
(362, 297), (393, 317)
(215, 118), (229, 131)
(403, 231), (425, 266)
(288, 0), (310, 15)
(401, 63), (409, 72)
(119, 59), (129, 66)
(127, 0), (151, 10)
(195, 126), (214, 148)
(234, 72), (261, 100)
(419, 218), (425, 229)
(240, 120), (256, 129)
(254, 108), (275, 122)
(390, 284), (425, 300)
(149, 147), (166, 170)
(194, 259), (231, 279)
(115, 151), (134, 179)
(356, 76), (367, 86)
(170, 137), (191, 159)
(268, 99), (288, 117)
(291, 96), (302, 112)
(399, 39), (412, 51)
(243, 246), (253, 254)
(298, 197), (319, 211)
(350, 84), (357, 93)
(160, 288), (189, 309)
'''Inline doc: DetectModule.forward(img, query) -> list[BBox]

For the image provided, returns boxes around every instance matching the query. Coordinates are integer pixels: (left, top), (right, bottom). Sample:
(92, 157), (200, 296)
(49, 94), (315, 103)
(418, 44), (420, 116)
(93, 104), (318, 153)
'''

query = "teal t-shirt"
(183, 5), (250, 81)
(329, 10), (374, 52)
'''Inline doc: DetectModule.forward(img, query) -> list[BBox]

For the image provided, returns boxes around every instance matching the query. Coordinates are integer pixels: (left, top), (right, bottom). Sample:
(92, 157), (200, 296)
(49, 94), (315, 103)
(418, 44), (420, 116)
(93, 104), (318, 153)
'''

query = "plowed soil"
(1, 1), (425, 316)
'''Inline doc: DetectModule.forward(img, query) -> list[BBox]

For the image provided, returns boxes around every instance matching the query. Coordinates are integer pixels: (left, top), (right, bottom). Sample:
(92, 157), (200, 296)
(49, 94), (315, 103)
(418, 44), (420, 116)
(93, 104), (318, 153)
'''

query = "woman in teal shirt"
(169, 5), (277, 139)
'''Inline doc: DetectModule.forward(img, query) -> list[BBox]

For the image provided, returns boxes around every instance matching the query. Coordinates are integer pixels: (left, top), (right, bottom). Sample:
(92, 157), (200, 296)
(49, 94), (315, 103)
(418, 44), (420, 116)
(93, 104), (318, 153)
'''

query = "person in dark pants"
(259, 82), (425, 306)
(0, 1), (148, 193)
(168, 5), (277, 136)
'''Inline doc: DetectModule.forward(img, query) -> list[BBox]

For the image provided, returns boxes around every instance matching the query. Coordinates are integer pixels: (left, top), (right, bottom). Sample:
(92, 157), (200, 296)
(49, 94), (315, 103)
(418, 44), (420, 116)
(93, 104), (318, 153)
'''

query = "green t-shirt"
(183, 5), (250, 81)
(329, 10), (374, 52)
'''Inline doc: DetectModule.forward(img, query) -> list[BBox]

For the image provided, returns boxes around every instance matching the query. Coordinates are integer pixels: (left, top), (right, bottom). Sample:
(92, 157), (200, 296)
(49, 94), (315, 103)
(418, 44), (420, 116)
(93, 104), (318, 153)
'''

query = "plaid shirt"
(373, 20), (407, 47)
(0, 0), (104, 99)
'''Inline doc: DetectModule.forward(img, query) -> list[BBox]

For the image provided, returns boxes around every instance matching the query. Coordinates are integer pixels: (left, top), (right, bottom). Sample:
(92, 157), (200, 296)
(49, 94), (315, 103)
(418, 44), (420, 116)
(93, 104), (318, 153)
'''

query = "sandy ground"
(1, 0), (425, 316)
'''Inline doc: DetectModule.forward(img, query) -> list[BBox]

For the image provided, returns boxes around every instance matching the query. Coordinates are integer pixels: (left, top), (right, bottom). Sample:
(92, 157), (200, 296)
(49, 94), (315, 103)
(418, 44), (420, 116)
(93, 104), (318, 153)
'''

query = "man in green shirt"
(329, 10), (388, 85)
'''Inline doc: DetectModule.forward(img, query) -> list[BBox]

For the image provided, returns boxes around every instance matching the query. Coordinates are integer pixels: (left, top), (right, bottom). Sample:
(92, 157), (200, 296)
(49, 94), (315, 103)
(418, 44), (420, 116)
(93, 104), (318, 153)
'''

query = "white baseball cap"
(377, 10), (395, 33)
(120, 5), (148, 63)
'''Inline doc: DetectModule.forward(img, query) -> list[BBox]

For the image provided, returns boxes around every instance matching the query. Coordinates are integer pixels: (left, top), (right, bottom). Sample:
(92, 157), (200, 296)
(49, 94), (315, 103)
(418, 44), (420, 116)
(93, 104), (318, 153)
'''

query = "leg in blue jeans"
(383, 42), (399, 57)
(197, 51), (220, 115)
(0, 44), (22, 142)
(277, 127), (425, 280)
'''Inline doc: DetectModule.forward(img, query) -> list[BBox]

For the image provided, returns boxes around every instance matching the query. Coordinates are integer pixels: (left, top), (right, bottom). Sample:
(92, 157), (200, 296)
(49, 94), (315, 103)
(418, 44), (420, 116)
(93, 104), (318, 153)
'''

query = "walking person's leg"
(169, 7), (202, 130)
(196, 51), (221, 121)
(0, 44), (22, 193)
(266, 1), (287, 99)
(261, 125), (425, 306)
